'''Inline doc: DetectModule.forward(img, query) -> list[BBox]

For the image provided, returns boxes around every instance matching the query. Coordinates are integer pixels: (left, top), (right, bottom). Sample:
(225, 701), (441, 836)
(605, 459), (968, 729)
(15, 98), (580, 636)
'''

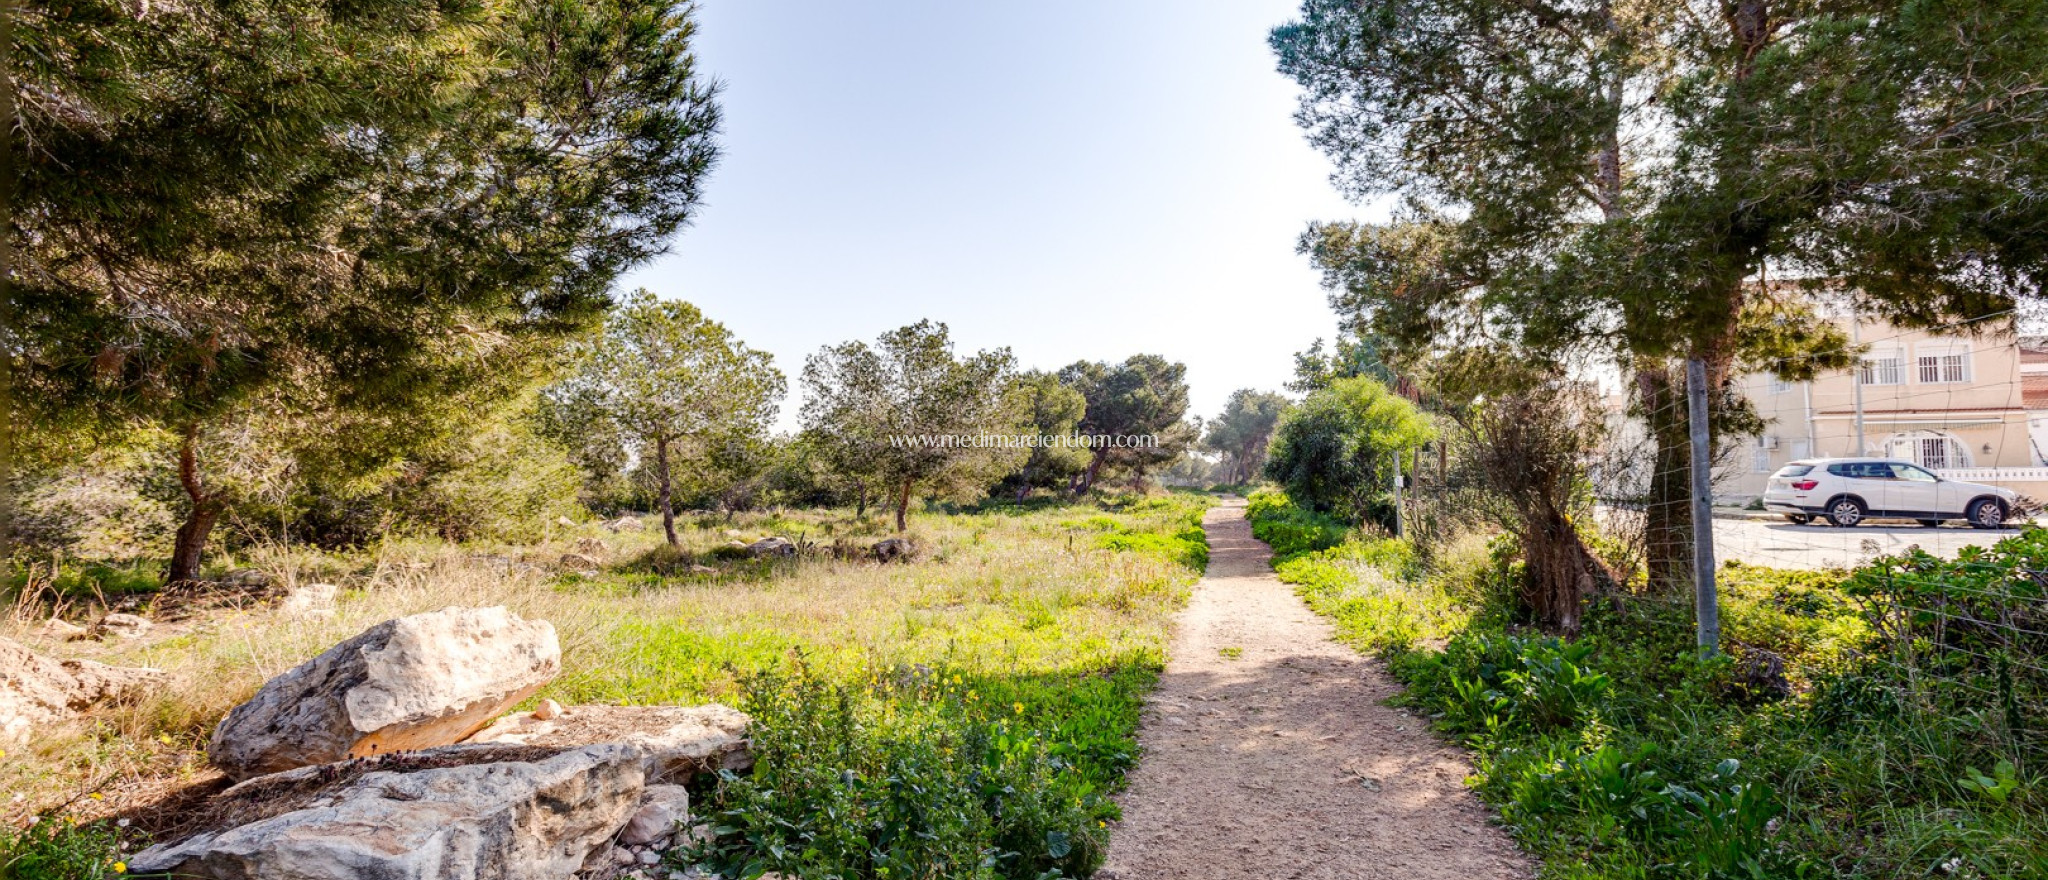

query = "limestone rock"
(210, 606), (561, 778)
(37, 618), (88, 640)
(561, 553), (602, 572)
(746, 537), (796, 558)
(130, 743), (644, 880)
(220, 568), (272, 590)
(96, 613), (152, 639)
(604, 517), (644, 533)
(617, 784), (690, 846)
(468, 703), (751, 781)
(0, 638), (166, 746)
(280, 583), (340, 617)
(573, 537), (610, 556)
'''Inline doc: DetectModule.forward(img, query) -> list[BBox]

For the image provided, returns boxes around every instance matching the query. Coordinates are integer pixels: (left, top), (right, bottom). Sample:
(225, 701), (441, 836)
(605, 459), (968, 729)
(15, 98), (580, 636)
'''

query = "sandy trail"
(1098, 498), (1532, 880)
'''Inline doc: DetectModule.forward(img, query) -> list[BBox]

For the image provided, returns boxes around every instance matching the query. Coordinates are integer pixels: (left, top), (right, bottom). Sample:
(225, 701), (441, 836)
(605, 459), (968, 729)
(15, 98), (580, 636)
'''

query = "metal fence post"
(1687, 357), (1721, 655)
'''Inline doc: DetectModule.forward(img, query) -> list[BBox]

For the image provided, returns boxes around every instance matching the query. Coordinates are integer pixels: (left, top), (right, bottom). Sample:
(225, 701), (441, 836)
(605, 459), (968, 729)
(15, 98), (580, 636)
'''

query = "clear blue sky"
(617, 0), (1378, 430)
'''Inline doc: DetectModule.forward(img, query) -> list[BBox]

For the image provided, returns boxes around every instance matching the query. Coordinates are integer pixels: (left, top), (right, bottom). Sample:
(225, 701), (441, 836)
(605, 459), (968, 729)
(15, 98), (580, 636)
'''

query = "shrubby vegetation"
(1247, 490), (2048, 879)
(1261, 376), (1430, 530)
(3, 493), (1214, 878)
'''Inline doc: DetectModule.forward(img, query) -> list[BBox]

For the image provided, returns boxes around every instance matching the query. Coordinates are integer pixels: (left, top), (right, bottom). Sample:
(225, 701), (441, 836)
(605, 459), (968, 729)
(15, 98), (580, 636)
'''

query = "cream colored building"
(1720, 318), (2048, 501)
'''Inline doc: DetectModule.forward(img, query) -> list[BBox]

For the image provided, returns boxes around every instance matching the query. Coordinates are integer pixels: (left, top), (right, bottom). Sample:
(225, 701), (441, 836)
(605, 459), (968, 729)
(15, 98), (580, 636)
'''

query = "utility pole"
(1391, 452), (1404, 538)
(1852, 321), (1867, 456)
(1686, 357), (1721, 655)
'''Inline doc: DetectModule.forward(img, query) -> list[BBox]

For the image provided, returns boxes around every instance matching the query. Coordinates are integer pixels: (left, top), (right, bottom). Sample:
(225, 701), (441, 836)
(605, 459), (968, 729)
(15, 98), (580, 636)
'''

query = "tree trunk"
(1014, 465), (1034, 503)
(1520, 501), (1610, 634)
(1637, 365), (1694, 593)
(894, 479), (913, 533)
(1074, 448), (1108, 496)
(854, 481), (869, 519)
(655, 436), (679, 547)
(166, 424), (225, 586)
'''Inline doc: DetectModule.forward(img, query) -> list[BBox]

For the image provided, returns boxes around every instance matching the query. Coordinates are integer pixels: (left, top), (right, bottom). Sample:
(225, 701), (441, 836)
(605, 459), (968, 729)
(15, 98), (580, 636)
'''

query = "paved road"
(1712, 516), (2022, 569)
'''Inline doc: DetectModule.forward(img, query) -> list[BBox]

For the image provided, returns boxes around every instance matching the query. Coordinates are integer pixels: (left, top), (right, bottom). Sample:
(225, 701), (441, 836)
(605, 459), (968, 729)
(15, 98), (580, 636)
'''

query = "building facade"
(1720, 317), (2048, 501)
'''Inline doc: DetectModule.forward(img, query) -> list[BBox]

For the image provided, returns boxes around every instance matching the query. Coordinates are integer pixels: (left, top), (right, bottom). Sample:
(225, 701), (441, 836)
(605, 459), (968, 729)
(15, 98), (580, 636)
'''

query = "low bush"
(688, 658), (1139, 880)
(1381, 543), (2048, 879)
(1244, 488), (1349, 563)
(1255, 477), (2048, 878)
(0, 814), (140, 880)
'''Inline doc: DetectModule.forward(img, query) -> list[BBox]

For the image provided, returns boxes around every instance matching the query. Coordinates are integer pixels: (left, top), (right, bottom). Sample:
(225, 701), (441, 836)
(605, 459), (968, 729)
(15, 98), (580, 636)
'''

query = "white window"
(1752, 436), (1774, 472)
(1915, 345), (1971, 384)
(1769, 376), (1793, 394)
(1859, 353), (1904, 386)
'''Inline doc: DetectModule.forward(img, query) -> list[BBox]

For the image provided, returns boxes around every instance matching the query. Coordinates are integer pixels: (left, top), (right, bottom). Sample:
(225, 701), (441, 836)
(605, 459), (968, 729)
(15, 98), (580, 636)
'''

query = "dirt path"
(1098, 498), (1532, 880)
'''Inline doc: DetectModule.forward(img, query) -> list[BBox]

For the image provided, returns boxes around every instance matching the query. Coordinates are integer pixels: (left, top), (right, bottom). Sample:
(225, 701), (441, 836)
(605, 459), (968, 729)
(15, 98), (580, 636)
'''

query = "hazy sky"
(617, 0), (1381, 430)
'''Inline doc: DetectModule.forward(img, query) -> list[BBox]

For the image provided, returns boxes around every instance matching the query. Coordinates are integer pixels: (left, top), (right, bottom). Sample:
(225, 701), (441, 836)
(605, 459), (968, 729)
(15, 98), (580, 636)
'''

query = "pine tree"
(11, 0), (723, 582)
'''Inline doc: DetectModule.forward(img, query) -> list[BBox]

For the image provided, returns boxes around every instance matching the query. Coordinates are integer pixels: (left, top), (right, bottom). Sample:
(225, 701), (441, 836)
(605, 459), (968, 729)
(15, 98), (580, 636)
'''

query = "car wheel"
(1917, 519), (1943, 528)
(1826, 497), (1865, 527)
(1968, 498), (2007, 530)
(1784, 514), (1813, 525)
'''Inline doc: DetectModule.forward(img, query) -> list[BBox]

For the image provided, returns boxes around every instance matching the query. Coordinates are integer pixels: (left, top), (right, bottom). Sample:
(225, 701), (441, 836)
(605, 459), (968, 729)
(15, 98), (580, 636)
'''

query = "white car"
(1762, 457), (2017, 528)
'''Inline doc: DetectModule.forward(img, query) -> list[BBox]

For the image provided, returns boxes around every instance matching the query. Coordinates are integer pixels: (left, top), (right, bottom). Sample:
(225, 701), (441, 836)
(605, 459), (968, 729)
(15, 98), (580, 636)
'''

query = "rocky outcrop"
(467, 703), (752, 781)
(603, 517), (644, 533)
(130, 744), (645, 880)
(209, 606), (561, 778)
(0, 638), (166, 746)
(746, 537), (796, 558)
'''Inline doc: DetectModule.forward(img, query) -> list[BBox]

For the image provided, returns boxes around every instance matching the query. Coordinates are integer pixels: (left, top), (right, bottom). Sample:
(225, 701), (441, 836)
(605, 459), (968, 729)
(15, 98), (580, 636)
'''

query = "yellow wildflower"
(89, 792), (103, 801)
(1012, 702), (1024, 715)
(113, 862), (128, 874)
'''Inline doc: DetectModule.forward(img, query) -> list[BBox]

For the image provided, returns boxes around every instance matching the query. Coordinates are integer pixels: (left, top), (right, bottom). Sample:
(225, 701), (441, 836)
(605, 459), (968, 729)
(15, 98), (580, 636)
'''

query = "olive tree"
(801, 322), (1024, 532)
(541, 291), (783, 546)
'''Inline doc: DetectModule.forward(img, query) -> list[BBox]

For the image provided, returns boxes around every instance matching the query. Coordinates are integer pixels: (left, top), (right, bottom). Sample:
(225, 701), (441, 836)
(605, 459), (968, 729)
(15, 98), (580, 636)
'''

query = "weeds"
(1, 494), (1212, 879)
(1247, 486), (2048, 880)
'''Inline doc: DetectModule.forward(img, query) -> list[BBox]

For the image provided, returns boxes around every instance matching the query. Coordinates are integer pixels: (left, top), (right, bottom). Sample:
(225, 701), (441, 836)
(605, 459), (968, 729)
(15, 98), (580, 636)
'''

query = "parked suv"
(1762, 457), (2016, 528)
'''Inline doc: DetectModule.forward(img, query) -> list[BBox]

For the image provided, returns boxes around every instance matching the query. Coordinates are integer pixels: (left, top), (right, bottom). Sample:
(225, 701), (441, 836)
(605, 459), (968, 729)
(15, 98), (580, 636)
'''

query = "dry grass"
(0, 496), (1208, 828)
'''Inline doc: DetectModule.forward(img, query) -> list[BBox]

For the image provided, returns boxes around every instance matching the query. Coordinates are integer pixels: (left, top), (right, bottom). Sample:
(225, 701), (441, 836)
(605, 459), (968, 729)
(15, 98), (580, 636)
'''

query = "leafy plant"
(1957, 760), (2022, 805)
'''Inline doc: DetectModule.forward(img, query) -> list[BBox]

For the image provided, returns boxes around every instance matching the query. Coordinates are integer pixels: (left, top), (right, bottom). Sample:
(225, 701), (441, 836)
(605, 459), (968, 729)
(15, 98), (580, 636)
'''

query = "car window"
(1773, 465), (1813, 478)
(1891, 463), (1938, 482)
(1828, 462), (1892, 479)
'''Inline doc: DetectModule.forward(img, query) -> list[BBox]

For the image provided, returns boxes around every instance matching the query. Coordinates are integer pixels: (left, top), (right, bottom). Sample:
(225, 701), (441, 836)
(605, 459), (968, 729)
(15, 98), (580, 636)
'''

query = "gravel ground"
(1098, 498), (1532, 880)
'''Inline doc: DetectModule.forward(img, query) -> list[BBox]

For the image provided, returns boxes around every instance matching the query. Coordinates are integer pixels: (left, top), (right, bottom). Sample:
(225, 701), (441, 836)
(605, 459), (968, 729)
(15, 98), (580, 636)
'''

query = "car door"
(1828, 462), (1888, 515)
(1886, 462), (1942, 516)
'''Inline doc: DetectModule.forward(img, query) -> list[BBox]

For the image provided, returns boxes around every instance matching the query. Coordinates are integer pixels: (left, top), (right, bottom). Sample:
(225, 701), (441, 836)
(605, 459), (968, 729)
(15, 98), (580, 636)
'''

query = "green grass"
(0, 815), (138, 880)
(1, 492), (1216, 879)
(1244, 487), (1349, 563)
(1246, 488), (2048, 879)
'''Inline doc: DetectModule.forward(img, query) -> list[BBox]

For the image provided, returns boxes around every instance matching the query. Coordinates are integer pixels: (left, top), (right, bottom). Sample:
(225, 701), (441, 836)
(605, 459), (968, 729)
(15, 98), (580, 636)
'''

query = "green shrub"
(689, 660), (1122, 880)
(1244, 488), (1349, 563)
(0, 817), (138, 880)
(1370, 548), (2048, 880)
